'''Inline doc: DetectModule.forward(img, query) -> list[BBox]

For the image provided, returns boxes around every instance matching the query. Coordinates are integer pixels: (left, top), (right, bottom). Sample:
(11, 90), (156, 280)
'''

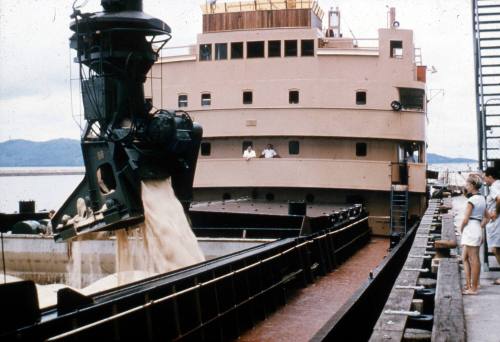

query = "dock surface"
(238, 237), (389, 342)
(454, 195), (500, 342)
(462, 257), (500, 342)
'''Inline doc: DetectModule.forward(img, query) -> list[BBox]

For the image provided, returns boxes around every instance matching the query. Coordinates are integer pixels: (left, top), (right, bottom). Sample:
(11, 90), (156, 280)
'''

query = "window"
(268, 40), (281, 57)
(242, 140), (253, 152)
(399, 88), (425, 110)
(356, 91), (366, 105)
(201, 93), (211, 106)
(247, 41), (265, 58)
(215, 43), (227, 60)
(231, 42), (243, 59)
(243, 91), (253, 104)
(200, 142), (211, 156)
(289, 141), (300, 155)
(285, 40), (298, 57)
(356, 142), (367, 157)
(178, 94), (188, 108)
(222, 193), (231, 200)
(289, 90), (299, 104)
(199, 44), (212, 61)
(390, 40), (403, 58)
(301, 39), (314, 56)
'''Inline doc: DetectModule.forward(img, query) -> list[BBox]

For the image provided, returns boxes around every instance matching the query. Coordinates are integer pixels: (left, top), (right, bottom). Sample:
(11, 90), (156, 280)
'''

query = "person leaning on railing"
(260, 144), (281, 158)
(243, 145), (256, 161)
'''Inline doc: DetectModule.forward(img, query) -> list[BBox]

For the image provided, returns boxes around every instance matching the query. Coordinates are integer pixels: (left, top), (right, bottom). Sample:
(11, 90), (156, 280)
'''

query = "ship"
(146, 0), (428, 237)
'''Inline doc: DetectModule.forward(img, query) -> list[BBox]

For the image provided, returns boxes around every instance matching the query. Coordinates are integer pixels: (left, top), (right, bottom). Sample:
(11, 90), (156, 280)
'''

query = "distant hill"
(0, 139), (83, 167)
(427, 153), (476, 164)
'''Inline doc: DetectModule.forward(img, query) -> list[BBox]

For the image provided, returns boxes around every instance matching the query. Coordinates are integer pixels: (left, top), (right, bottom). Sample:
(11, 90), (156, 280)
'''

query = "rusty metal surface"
(238, 237), (389, 342)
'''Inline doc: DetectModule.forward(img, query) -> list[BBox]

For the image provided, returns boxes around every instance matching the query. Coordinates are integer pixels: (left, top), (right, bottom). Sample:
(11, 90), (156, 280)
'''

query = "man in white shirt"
(483, 167), (500, 285)
(261, 144), (278, 159)
(243, 145), (256, 161)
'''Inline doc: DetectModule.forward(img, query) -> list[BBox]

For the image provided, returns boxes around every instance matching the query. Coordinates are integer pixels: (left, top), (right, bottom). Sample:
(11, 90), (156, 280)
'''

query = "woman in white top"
(459, 175), (486, 295)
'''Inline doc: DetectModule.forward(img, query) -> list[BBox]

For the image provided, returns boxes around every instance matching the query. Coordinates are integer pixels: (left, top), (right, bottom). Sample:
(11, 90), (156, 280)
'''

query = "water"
(1, 164), (477, 214)
(0, 167), (83, 213)
(428, 162), (478, 172)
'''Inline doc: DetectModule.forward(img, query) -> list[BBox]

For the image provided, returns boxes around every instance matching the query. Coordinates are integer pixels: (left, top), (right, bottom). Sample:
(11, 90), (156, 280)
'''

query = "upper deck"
(201, 0), (324, 33)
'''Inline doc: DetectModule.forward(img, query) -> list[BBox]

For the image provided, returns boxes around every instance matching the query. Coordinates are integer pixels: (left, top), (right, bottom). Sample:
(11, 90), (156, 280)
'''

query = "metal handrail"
(201, 0), (324, 19)
(46, 216), (368, 340)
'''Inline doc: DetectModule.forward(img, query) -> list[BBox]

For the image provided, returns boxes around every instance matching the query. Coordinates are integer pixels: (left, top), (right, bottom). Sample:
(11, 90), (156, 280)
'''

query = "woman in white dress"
(459, 175), (486, 295)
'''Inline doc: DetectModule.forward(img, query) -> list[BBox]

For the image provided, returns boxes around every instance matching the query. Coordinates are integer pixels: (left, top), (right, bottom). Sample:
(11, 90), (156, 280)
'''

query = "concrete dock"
(454, 195), (500, 342)
(462, 256), (500, 342)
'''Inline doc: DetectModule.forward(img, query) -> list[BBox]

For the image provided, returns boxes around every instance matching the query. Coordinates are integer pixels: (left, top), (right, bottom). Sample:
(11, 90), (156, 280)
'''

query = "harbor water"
(0, 164), (474, 214)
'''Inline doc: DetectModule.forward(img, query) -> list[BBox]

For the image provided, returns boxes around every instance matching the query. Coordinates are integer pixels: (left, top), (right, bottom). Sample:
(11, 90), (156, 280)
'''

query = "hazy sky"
(0, 0), (477, 158)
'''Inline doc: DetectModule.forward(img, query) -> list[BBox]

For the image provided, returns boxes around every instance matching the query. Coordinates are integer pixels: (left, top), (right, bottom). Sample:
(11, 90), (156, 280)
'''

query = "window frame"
(214, 43), (228, 60)
(356, 142), (367, 157)
(301, 39), (315, 57)
(284, 40), (298, 57)
(201, 93), (211, 106)
(200, 142), (211, 156)
(243, 90), (253, 105)
(356, 91), (367, 105)
(289, 90), (300, 104)
(231, 42), (244, 59)
(242, 140), (253, 152)
(268, 40), (281, 57)
(247, 41), (265, 58)
(390, 40), (403, 59)
(199, 44), (212, 61)
(289, 140), (300, 155)
(178, 94), (188, 108)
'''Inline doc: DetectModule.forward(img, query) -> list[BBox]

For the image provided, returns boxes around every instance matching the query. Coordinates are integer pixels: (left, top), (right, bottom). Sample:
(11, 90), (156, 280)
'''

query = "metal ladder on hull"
(473, 0), (500, 270)
(390, 185), (408, 237)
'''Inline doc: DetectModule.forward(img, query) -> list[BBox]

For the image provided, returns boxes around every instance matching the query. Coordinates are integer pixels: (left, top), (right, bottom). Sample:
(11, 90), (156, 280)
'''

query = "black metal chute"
(52, 0), (202, 241)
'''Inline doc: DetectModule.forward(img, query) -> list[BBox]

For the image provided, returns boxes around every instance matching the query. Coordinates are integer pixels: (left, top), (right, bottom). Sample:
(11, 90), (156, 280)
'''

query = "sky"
(0, 0), (477, 158)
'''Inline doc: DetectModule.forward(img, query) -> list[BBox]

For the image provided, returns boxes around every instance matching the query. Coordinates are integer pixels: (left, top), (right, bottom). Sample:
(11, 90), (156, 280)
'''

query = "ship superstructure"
(146, 0), (429, 235)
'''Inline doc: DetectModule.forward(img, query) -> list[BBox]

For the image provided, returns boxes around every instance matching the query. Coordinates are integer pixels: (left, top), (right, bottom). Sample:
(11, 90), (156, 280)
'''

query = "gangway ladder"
(390, 184), (409, 236)
(472, 0), (500, 170)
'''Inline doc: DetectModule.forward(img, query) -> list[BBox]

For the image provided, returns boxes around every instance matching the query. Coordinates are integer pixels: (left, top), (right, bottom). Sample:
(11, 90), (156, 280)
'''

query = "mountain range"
(0, 139), (83, 167)
(0, 139), (476, 166)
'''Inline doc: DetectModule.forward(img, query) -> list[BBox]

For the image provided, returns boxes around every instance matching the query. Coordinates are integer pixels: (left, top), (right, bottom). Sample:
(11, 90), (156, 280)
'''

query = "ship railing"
(156, 44), (197, 59)
(201, 0), (324, 20)
(319, 37), (379, 50)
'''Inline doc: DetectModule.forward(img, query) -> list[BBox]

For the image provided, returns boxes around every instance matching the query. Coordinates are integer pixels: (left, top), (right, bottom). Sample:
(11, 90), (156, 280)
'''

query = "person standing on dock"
(459, 175), (486, 295)
(483, 167), (500, 285)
